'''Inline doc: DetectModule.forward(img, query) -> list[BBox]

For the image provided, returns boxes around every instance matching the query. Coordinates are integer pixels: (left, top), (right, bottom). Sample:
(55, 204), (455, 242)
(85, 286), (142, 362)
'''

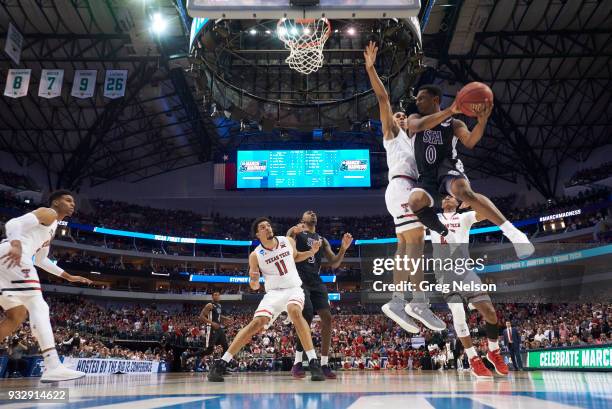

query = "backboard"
(186, 0), (420, 19)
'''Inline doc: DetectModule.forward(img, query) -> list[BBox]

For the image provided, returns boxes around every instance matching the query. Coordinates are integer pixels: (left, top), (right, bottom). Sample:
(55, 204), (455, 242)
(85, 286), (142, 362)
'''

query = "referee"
(287, 210), (353, 379)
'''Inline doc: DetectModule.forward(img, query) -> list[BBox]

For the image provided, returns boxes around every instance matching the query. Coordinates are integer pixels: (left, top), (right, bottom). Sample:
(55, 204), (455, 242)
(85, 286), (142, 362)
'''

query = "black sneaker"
(207, 360), (226, 382)
(308, 359), (326, 381)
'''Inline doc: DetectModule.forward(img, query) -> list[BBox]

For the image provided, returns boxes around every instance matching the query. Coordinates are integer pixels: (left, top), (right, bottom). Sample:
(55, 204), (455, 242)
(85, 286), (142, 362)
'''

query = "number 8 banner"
(103, 69), (128, 99)
(38, 69), (64, 98)
(3, 69), (31, 98)
(71, 70), (97, 99)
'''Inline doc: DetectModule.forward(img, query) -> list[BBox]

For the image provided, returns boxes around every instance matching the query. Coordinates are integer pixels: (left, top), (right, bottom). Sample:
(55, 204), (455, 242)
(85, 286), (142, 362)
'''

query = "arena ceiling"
(0, 0), (610, 198)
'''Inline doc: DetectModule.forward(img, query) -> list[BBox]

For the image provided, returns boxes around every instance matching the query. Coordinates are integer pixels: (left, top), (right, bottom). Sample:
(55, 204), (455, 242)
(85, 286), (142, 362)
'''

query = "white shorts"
(0, 293), (27, 310)
(254, 286), (305, 321)
(385, 177), (424, 234)
(0, 244), (41, 297)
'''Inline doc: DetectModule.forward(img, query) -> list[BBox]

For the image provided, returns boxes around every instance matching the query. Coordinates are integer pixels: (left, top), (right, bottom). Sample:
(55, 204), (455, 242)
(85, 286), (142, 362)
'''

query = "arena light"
(151, 12), (167, 35)
(249, 29), (257, 35)
(90, 271), (101, 275)
(277, 26), (287, 36)
(151, 271), (170, 277)
(347, 27), (356, 36)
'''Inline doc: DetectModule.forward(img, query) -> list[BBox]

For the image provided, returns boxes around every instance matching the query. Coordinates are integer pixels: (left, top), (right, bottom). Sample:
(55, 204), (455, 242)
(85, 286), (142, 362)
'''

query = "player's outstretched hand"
(364, 41), (378, 70)
(0, 241), (22, 269)
(341, 233), (354, 250)
(476, 98), (493, 123)
(293, 223), (306, 235)
(66, 274), (94, 285)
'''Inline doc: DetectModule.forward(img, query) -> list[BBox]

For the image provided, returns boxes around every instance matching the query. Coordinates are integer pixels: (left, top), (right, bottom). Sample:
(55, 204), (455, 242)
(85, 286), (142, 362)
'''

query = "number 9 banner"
(3, 69), (31, 98)
(103, 69), (128, 99)
(71, 70), (97, 99)
(38, 69), (64, 98)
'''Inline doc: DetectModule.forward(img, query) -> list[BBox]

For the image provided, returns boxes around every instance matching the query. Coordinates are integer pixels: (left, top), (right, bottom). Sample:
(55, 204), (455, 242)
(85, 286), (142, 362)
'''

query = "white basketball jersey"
(429, 211), (477, 244)
(254, 236), (302, 291)
(16, 216), (58, 262)
(383, 128), (419, 181)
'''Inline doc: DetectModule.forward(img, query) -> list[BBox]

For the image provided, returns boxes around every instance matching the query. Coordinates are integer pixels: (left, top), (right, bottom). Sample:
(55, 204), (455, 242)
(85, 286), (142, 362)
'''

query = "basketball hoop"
(277, 18), (331, 75)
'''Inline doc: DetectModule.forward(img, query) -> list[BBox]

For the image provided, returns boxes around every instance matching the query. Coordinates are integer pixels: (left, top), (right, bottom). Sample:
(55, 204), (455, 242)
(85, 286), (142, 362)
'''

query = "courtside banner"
(527, 346), (612, 370)
(62, 357), (160, 375)
(189, 274), (336, 284)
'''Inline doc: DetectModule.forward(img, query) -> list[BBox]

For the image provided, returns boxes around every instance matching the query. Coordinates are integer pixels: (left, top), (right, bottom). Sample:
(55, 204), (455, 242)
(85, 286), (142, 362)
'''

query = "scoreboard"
(237, 149), (371, 189)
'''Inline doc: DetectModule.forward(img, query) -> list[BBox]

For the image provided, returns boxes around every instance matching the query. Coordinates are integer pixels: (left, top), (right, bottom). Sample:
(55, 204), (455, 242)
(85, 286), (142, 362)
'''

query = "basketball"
(456, 82), (493, 117)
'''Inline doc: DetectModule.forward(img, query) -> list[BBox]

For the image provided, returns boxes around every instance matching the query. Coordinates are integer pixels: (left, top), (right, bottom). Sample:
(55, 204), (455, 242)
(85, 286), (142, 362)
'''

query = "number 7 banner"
(71, 70), (97, 99)
(3, 69), (31, 98)
(38, 69), (64, 98)
(103, 69), (128, 99)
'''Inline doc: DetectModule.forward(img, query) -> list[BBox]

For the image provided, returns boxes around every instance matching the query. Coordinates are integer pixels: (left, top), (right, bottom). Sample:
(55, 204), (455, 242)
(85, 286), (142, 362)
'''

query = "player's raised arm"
(453, 99), (493, 149)
(288, 236), (320, 262)
(364, 41), (400, 140)
(248, 251), (261, 290)
(323, 234), (353, 269)
(286, 222), (306, 239)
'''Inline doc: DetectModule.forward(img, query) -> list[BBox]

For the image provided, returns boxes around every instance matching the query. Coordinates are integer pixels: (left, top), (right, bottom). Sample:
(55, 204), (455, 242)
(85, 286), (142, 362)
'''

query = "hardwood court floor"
(0, 370), (610, 408)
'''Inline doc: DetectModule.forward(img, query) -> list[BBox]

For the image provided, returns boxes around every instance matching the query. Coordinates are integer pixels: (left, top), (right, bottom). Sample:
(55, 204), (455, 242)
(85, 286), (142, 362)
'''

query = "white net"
(277, 18), (331, 75)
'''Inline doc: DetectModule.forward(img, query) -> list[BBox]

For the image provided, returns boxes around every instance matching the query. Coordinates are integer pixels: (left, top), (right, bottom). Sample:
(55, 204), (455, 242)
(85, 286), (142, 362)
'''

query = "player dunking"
(405, 84), (534, 259)
(430, 196), (509, 378)
(364, 41), (446, 332)
(208, 217), (326, 382)
(199, 291), (229, 357)
(286, 210), (353, 379)
(0, 190), (92, 382)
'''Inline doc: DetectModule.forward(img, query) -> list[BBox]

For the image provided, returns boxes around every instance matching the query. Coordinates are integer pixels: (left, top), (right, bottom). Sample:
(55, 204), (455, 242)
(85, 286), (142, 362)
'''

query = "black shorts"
(204, 327), (228, 350)
(302, 282), (330, 319)
(417, 158), (468, 207)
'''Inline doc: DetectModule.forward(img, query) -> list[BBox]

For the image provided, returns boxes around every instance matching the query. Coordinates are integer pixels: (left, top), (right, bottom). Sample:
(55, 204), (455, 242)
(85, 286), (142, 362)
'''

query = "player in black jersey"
(286, 210), (353, 379)
(199, 291), (229, 360)
(406, 84), (534, 259)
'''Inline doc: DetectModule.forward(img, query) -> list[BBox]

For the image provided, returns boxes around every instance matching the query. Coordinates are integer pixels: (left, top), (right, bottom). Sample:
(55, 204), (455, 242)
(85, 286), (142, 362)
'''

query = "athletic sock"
(294, 350), (303, 365)
(42, 349), (61, 371)
(411, 291), (427, 304)
(414, 206), (449, 236)
(465, 347), (477, 359)
(321, 356), (329, 366)
(221, 352), (233, 363)
(305, 349), (317, 361)
(488, 340), (500, 352)
(393, 291), (405, 301)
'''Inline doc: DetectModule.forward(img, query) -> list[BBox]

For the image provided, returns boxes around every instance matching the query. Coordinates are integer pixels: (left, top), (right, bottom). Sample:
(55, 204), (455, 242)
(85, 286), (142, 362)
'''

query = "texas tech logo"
(21, 268), (31, 278)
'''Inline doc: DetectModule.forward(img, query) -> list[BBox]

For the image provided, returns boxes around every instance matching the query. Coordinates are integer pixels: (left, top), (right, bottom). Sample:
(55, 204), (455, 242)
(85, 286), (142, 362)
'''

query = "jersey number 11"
(275, 260), (288, 276)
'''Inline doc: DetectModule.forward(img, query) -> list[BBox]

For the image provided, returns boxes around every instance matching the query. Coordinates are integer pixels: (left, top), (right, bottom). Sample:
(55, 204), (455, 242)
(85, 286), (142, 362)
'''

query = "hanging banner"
(103, 69), (128, 99)
(3, 69), (31, 98)
(38, 69), (64, 98)
(71, 69), (97, 98)
(4, 23), (24, 65)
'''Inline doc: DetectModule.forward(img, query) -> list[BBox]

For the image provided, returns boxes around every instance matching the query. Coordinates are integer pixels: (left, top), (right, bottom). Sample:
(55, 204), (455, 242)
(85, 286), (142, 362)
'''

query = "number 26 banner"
(71, 70), (97, 99)
(103, 69), (128, 99)
(38, 69), (64, 98)
(3, 69), (31, 98)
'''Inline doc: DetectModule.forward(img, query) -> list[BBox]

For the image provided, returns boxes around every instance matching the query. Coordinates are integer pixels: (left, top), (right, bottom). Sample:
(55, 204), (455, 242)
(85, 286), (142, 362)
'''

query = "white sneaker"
(40, 365), (86, 383)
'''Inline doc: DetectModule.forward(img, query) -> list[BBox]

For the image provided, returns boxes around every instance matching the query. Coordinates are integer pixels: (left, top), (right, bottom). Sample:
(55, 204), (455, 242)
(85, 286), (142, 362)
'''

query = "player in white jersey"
(430, 195), (509, 378)
(364, 41), (446, 333)
(208, 217), (326, 382)
(0, 190), (93, 382)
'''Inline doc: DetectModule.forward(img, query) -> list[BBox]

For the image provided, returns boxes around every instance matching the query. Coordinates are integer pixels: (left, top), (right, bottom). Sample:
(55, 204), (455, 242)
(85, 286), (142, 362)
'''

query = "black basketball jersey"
(209, 302), (222, 324)
(414, 117), (460, 181)
(295, 230), (324, 286)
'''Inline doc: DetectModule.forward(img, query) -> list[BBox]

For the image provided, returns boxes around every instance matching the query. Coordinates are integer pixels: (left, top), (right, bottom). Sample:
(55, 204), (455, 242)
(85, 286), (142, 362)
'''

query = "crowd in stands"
(0, 169), (40, 192)
(566, 161), (612, 187)
(2, 294), (610, 374)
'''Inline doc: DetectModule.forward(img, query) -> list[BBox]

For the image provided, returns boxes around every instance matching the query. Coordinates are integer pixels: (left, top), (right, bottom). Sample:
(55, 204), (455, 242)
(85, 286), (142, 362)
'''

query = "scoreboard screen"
(237, 149), (371, 189)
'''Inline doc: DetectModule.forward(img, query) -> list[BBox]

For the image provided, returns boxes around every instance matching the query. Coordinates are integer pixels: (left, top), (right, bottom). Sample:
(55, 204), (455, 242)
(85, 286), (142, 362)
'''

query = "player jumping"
(406, 84), (534, 259)
(364, 41), (446, 332)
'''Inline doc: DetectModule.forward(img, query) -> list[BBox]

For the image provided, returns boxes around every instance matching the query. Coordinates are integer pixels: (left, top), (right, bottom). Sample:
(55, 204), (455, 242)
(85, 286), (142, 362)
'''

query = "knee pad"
(448, 303), (470, 338)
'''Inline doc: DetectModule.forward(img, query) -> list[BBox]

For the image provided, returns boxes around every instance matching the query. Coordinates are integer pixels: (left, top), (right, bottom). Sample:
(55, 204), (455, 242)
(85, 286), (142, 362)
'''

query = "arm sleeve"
(4, 213), (39, 241)
(34, 246), (65, 277)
